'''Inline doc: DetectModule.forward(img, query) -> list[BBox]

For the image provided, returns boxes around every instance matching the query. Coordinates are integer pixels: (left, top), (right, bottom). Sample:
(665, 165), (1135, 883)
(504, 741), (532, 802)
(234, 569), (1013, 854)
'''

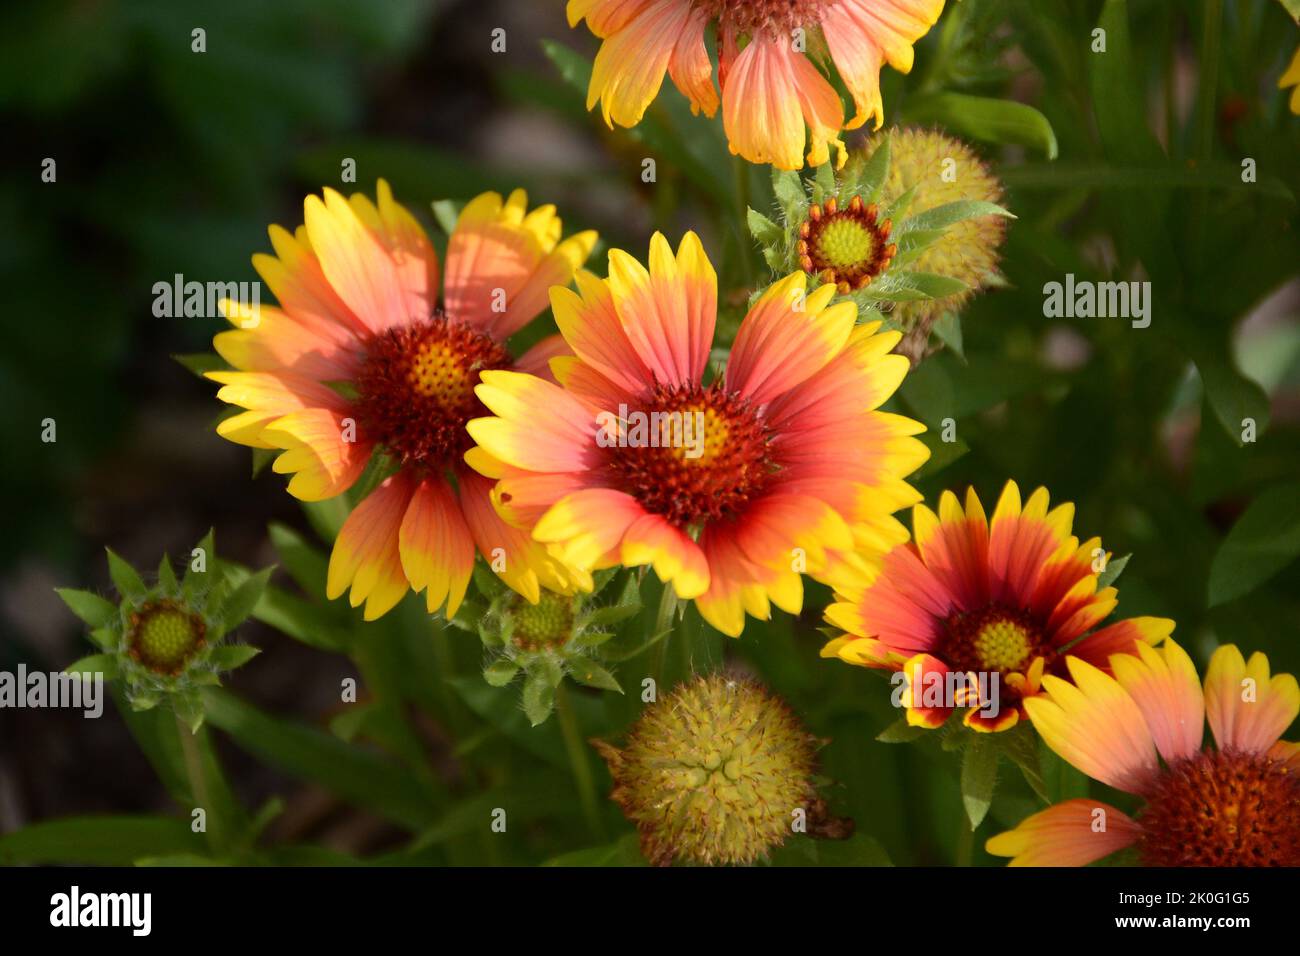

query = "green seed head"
(595, 674), (821, 866)
(128, 599), (206, 675)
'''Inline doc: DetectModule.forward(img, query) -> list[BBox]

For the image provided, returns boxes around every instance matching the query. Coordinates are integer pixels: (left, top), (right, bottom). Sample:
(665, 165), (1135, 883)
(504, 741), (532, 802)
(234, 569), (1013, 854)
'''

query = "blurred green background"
(1, 0), (1298, 866)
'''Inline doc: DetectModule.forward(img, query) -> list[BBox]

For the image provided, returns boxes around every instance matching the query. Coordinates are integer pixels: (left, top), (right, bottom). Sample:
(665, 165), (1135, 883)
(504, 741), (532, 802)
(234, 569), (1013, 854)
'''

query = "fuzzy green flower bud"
(594, 674), (849, 866)
(467, 568), (642, 726)
(56, 530), (268, 730)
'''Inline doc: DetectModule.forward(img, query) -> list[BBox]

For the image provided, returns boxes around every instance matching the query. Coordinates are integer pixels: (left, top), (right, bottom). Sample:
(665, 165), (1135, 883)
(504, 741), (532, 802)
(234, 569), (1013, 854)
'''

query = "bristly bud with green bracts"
(453, 568), (643, 727)
(55, 530), (270, 731)
(747, 127), (1013, 364)
(593, 674), (853, 867)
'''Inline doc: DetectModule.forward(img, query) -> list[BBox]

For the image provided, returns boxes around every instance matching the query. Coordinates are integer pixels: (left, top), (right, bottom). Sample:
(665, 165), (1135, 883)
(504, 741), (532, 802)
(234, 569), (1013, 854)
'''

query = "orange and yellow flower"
(209, 181), (597, 619)
(821, 482), (1174, 731)
(465, 231), (929, 637)
(987, 640), (1300, 866)
(571, 0), (947, 169)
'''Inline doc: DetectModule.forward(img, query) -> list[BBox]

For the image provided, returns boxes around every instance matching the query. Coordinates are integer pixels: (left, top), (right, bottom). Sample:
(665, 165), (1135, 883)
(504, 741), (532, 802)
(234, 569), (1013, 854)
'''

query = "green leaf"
(173, 352), (226, 378)
(1096, 553), (1130, 590)
(900, 93), (1058, 159)
(523, 671), (557, 725)
(251, 585), (351, 651)
(54, 587), (118, 627)
(581, 601), (643, 629)
(0, 816), (206, 865)
(208, 644), (261, 670)
(812, 161), (836, 202)
(483, 660), (519, 687)
(960, 735), (998, 829)
(157, 554), (178, 591)
(770, 833), (893, 866)
(772, 167), (805, 220)
(542, 832), (648, 867)
(541, 38), (592, 92)
(898, 200), (1015, 234)
(876, 718), (927, 744)
(999, 724), (1049, 804)
(268, 522), (329, 598)
(1196, 354), (1270, 448)
(430, 199), (462, 237)
(218, 566), (273, 636)
(1207, 482), (1300, 606)
(931, 312), (964, 360)
(184, 529), (216, 598)
(864, 271), (969, 302)
(746, 206), (783, 245)
(106, 548), (145, 600)
(567, 660), (623, 693)
(64, 653), (118, 679)
(858, 130), (891, 201)
(203, 688), (439, 831)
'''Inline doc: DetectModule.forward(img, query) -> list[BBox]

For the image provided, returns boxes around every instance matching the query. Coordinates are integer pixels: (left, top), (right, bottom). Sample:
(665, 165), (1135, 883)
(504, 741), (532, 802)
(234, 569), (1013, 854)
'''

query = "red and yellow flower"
(571, 0), (947, 169)
(465, 231), (929, 637)
(987, 640), (1300, 866)
(209, 181), (596, 619)
(821, 482), (1174, 731)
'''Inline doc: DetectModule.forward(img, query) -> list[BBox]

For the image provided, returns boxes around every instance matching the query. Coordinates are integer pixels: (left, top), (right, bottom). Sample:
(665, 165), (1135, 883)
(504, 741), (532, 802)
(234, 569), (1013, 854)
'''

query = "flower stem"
(176, 713), (219, 852)
(649, 581), (679, 686)
(956, 815), (974, 866)
(556, 683), (605, 842)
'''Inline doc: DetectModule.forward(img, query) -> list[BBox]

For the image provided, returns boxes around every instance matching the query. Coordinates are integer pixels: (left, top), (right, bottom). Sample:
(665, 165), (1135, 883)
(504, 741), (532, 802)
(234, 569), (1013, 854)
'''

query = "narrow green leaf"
(0, 817), (205, 866)
(430, 199), (462, 237)
(268, 522), (329, 597)
(483, 660), (519, 687)
(1096, 553), (1131, 590)
(542, 832), (647, 867)
(208, 645), (261, 670)
(1208, 482), (1300, 606)
(522, 671), (557, 726)
(898, 200), (1015, 234)
(901, 92), (1058, 159)
(772, 167), (805, 220)
(858, 130), (892, 201)
(106, 548), (145, 600)
(54, 588), (118, 627)
(184, 529), (215, 597)
(746, 206), (784, 245)
(203, 688), (439, 831)
(960, 735), (998, 829)
(567, 660), (622, 693)
(218, 566), (273, 636)
(157, 554), (178, 591)
(173, 352), (226, 378)
(64, 654), (118, 679)
(812, 161), (836, 202)
(876, 718), (927, 743)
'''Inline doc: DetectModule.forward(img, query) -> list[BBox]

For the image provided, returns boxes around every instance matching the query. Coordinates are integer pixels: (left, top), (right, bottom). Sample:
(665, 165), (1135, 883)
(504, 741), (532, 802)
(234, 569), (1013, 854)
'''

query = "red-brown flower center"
(354, 314), (510, 471)
(600, 383), (775, 529)
(940, 603), (1045, 682)
(1138, 749), (1300, 867)
(798, 195), (896, 294)
(702, 0), (832, 36)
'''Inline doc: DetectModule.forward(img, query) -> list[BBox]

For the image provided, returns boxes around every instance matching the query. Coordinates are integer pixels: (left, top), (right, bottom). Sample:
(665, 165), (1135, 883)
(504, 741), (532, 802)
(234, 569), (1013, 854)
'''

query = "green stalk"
(956, 815), (974, 866)
(556, 684), (605, 842)
(649, 582), (680, 685)
(176, 714), (220, 853)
